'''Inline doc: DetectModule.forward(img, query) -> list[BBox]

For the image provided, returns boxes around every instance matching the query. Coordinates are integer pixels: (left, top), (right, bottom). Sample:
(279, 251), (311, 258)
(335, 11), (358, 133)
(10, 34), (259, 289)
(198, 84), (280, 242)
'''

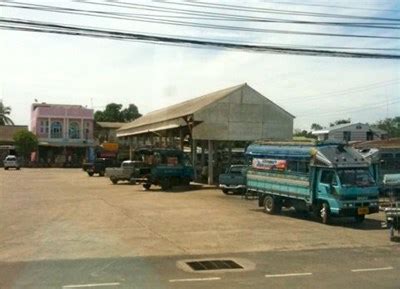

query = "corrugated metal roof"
(96, 122), (126, 129)
(118, 83), (246, 133)
(0, 125), (28, 143)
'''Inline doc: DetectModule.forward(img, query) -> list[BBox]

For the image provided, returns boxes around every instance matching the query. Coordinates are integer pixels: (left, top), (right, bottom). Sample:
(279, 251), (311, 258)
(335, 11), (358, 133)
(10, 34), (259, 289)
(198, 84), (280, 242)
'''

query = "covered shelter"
(117, 83), (294, 184)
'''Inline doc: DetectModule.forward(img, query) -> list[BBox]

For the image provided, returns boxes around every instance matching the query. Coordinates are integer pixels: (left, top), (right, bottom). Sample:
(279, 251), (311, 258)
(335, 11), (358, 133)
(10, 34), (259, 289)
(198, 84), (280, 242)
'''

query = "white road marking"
(62, 282), (120, 288)
(169, 277), (221, 283)
(265, 272), (313, 278)
(351, 266), (394, 273)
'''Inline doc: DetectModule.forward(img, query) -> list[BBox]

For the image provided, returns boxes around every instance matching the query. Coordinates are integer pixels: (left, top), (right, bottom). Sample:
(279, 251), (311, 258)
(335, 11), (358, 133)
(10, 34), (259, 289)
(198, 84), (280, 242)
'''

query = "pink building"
(31, 103), (95, 166)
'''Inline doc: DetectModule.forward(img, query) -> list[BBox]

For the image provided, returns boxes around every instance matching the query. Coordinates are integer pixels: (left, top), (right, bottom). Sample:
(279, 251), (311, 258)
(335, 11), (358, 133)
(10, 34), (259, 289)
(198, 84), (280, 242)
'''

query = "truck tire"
(320, 202), (330, 225)
(143, 183), (151, 190)
(263, 195), (281, 215)
(161, 179), (171, 191)
(110, 178), (118, 184)
(354, 214), (365, 223)
(222, 189), (233, 195)
(88, 172), (94, 176)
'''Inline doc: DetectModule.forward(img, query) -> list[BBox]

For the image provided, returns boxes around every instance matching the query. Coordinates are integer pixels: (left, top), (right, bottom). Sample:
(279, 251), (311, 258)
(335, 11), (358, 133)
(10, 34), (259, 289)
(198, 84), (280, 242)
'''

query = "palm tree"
(0, 101), (14, 125)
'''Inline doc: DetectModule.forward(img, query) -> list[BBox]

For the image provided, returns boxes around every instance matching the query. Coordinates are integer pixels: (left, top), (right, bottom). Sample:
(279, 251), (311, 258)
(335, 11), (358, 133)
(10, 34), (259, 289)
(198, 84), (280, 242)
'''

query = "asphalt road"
(1, 246), (399, 289)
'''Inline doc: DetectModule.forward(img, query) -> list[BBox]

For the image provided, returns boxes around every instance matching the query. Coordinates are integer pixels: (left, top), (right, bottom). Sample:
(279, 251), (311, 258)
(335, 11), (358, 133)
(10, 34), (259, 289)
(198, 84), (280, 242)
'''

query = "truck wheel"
(143, 183), (151, 190)
(4, 167), (8, 170)
(354, 215), (365, 223)
(222, 189), (233, 195)
(263, 195), (281, 215)
(161, 179), (171, 191)
(88, 172), (94, 176)
(320, 203), (330, 224)
(110, 178), (118, 184)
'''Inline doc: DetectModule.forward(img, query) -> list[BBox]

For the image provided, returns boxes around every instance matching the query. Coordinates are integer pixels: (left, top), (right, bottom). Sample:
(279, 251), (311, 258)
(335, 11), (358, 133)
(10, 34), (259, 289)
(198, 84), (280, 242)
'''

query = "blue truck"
(246, 141), (380, 224)
(218, 165), (247, 195)
(131, 147), (194, 191)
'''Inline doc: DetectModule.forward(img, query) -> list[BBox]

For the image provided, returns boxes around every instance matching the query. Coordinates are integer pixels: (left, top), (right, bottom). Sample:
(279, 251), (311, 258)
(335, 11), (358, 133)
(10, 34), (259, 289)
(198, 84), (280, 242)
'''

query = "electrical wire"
(2, 1), (400, 40)
(1, 17), (400, 59)
(161, 0), (400, 22)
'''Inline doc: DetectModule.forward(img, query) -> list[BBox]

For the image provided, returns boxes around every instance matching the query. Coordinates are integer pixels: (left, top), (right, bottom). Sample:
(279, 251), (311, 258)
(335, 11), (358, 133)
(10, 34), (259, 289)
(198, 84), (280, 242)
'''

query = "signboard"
(252, 158), (287, 171)
(101, 142), (119, 152)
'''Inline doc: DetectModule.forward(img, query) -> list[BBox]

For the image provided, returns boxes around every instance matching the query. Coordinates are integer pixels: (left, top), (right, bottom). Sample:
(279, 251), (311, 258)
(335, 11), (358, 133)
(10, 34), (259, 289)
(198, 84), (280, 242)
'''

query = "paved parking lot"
(0, 168), (394, 262)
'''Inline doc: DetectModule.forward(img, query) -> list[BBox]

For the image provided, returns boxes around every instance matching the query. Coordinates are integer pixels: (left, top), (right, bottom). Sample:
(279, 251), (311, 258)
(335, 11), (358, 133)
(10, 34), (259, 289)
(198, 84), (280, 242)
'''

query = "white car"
(4, 155), (20, 170)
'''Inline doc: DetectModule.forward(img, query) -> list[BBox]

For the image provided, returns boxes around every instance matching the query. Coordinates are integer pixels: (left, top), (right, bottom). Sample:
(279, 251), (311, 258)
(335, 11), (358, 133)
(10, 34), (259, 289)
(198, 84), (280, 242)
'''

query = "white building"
(312, 122), (387, 142)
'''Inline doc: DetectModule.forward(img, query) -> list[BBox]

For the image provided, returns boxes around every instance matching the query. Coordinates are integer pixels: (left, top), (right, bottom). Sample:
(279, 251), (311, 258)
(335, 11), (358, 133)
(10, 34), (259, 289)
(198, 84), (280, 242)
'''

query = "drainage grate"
(186, 260), (243, 271)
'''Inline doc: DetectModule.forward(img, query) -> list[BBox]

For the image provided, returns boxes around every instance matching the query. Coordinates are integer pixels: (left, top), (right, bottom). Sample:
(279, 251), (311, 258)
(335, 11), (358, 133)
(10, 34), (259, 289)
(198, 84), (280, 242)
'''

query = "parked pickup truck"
(131, 147), (194, 191)
(105, 160), (144, 184)
(84, 158), (119, 177)
(218, 165), (247, 195)
(246, 141), (380, 224)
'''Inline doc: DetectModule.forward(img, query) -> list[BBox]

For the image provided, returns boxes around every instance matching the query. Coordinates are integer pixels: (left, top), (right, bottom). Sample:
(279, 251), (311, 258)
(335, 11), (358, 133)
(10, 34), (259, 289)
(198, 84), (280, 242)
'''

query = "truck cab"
(218, 165), (247, 195)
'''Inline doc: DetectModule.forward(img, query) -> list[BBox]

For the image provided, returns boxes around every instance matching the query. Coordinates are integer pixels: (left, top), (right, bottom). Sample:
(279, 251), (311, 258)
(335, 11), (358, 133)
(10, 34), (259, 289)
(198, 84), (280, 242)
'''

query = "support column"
(228, 141), (232, 167)
(208, 140), (213, 185)
(129, 137), (133, 160)
(200, 141), (205, 167)
(179, 127), (184, 150)
(192, 138), (197, 180)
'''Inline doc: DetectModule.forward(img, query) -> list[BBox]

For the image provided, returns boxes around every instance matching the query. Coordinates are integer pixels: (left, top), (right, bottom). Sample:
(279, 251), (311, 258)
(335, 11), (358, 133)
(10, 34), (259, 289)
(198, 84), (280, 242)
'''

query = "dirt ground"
(0, 168), (394, 262)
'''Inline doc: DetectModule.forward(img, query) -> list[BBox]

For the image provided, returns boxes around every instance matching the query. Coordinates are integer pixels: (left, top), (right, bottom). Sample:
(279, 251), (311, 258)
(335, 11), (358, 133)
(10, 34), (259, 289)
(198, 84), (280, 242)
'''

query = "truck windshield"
(337, 169), (375, 187)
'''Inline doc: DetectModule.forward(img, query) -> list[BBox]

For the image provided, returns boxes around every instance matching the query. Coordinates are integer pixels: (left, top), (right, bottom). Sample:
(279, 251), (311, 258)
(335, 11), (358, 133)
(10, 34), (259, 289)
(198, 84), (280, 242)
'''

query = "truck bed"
(247, 169), (310, 200)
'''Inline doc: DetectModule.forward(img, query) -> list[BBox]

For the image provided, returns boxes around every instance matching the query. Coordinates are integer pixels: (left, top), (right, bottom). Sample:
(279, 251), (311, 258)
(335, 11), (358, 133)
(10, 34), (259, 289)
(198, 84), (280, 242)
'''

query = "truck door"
(318, 169), (339, 198)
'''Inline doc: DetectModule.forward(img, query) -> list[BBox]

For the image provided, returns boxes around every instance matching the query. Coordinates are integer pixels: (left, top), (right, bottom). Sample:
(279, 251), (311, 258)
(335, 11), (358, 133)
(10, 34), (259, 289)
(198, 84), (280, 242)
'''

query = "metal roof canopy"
(117, 83), (294, 141)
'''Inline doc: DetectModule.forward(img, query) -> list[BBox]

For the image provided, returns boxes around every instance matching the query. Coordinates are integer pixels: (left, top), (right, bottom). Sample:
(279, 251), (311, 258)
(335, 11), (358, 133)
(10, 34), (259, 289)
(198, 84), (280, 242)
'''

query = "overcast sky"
(1, 0), (399, 130)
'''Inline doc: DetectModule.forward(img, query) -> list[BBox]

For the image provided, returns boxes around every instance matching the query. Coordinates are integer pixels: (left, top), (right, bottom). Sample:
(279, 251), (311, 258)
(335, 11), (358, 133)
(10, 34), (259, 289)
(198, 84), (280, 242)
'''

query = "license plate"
(358, 207), (369, 215)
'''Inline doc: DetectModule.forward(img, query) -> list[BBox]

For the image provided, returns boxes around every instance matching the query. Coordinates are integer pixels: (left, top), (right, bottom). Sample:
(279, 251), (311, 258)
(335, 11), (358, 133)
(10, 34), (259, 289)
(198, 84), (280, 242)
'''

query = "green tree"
(330, 118), (351, 127)
(94, 103), (141, 122)
(122, 104), (142, 122)
(373, 117), (400, 138)
(13, 129), (38, 160)
(310, 123), (323, 131)
(0, 101), (14, 125)
(293, 129), (317, 139)
(94, 103), (124, 122)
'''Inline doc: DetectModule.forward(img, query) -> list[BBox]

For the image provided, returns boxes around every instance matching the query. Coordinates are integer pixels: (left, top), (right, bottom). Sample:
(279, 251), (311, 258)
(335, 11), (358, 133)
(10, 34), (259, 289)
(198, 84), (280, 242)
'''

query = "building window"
(343, 131), (351, 142)
(50, 121), (63, 138)
(69, 121), (80, 139)
(39, 120), (49, 134)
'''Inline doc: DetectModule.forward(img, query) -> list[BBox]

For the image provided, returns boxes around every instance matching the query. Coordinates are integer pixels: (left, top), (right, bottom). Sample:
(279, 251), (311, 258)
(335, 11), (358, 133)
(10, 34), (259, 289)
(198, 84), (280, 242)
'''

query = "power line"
(296, 98), (400, 118)
(1, 17), (400, 59)
(3, 1), (400, 40)
(278, 79), (400, 103)
(4, 1), (400, 30)
(163, 0), (400, 22)
(261, 0), (400, 13)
